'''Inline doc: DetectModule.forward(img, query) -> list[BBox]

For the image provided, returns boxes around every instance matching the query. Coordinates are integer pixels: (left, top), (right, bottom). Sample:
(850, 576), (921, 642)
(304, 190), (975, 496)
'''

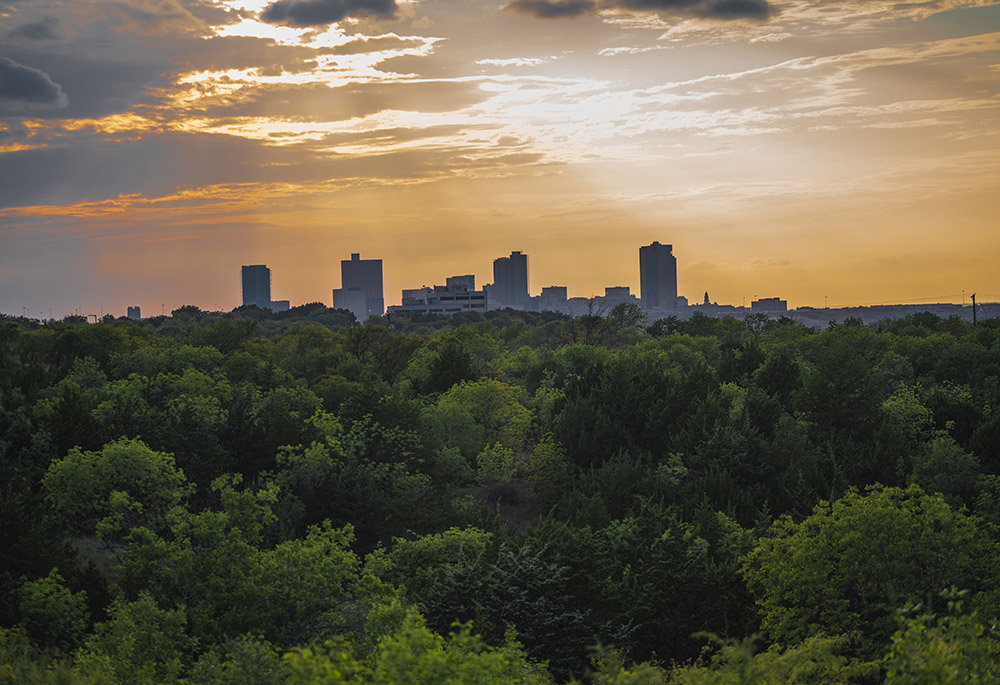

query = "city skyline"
(0, 0), (998, 317)
(6, 241), (1000, 321)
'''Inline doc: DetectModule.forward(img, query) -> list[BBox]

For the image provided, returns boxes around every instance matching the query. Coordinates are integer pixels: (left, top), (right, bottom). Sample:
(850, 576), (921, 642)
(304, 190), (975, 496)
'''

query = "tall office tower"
(332, 286), (367, 323)
(338, 252), (384, 320)
(241, 265), (272, 309)
(126, 306), (141, 320)
(639, 242), (678, 310)
(492, 251), (529, 308)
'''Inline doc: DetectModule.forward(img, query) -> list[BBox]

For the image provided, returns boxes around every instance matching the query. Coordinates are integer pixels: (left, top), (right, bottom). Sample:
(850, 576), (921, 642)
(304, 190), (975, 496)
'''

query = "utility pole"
(972, 293), (977, 327)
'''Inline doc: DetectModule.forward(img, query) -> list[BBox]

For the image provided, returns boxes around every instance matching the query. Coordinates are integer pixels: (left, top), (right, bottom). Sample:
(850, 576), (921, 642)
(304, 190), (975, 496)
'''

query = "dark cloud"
(0, 58), (68, 111)
(261, 0), (397, 26)
(8, 16), (60, 40)
(504, 0), (596, 18)
(617, 0), (700, 10)
(106, 0), (206, 36)
(701, 0), (770, 19)
(4, 48), (170, 119)
(505, 0), (771, 19)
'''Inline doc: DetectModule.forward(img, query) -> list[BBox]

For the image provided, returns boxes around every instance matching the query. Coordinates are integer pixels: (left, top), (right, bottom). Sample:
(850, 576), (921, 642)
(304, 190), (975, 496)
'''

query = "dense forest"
(3, 302), (1000, 683)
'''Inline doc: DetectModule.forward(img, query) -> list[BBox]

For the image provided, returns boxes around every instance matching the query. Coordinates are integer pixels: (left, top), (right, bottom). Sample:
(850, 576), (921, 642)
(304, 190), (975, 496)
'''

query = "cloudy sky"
(0, 0), (998, 316)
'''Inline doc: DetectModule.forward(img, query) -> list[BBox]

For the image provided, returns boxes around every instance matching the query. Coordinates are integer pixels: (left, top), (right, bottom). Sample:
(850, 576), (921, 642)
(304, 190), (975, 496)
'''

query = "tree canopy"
(3, 307), (1000, 682)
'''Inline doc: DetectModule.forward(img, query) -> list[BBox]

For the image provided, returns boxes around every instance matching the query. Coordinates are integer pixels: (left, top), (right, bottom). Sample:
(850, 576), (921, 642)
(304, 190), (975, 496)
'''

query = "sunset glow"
(1, 0), (998, 316)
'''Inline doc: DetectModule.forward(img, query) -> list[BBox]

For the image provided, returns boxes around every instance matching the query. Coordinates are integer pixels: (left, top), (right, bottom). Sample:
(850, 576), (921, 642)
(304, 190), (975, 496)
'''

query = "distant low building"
(126, 306), (141, 320)
(446, 274), (476, 290)
(388, 275), (487, 316)
(751, 297), (788, 312)
(594, 286), (640, 312)
(269, 300), (290, 313)
(537, 286), (568, 313)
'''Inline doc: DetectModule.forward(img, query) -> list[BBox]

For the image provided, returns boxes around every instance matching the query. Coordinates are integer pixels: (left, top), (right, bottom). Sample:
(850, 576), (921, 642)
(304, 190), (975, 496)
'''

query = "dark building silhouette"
(751, 297), (788, 312)
(388, 274), (486, 316)
(538, 286), (568, 312)
(241, 265), (272, 309)
(126, 306), (141, 320)
(639, 242), (678, 310)
(333, 252), (383, 322)
(446, 274), (476, 290)
(595, 286), (640, 311)
(491, 250), (529, 309)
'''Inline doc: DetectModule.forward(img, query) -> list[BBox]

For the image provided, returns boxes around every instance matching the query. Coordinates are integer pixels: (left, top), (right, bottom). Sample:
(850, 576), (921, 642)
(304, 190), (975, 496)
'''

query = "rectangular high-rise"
(241, 265), (272, 310)
(491, 251), (529, 309)
(336, 252), (383, 321)
(639, 242), (678, 310)
(332, 286), (367, 322)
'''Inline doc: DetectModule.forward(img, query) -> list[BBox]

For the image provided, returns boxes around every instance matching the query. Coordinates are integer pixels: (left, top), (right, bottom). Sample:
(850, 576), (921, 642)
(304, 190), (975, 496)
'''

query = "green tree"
(370, 612), (548, 684)
(74, 593), (192, 683)
(16, 570), (89, 650)
(652, 634), (874, 684)
(422, 543), (595, 680)
(43, 438), (191, 538)
(476, 443), (516, 484)
(272, 440), (433, 552)
(423, 338), (476, 394)
(800, 326), (885, 443)
(742, 485), (1000, 660)
(527, 433), (572, 506)
(281, 609), (549, 684)
(606, 303), (647, 347)
(437, 379), (533, 452)
(647, 315), (682, 338)
(187, 635), (283, 685)
(367, 527), (493, 607)
(907, 435), (980, 506)
(885, 591), (1000, 684)
(117, 475), (369, 646)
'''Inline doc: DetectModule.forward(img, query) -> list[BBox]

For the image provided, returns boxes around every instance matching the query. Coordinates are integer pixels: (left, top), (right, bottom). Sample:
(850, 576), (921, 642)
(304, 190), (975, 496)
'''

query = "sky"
(0, 0), (998, 317)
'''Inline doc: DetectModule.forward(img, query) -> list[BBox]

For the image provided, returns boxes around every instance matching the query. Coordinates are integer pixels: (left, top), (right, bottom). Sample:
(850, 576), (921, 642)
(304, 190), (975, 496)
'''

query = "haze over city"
(1, 0), (998, 317)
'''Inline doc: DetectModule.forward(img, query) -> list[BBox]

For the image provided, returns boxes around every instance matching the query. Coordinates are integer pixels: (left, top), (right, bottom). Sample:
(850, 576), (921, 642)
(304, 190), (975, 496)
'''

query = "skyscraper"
(334, 252), (383, 322)
(491, 250), (529, 309)
(639, 242), (678, 310)
(241, 265), (271, 309)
